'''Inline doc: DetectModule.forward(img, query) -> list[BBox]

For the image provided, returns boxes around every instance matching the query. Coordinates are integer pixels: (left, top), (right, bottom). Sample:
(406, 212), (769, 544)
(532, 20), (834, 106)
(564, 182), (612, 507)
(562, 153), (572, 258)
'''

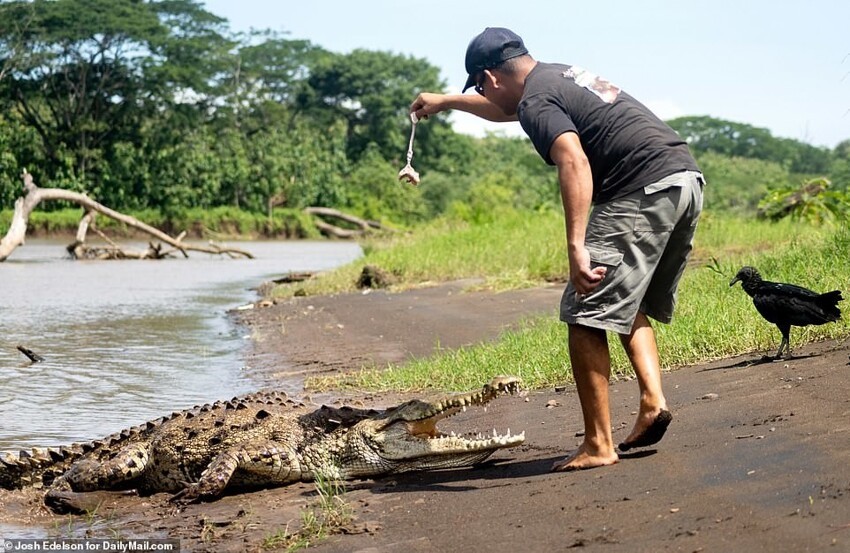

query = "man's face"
(476, 69), (520, 116)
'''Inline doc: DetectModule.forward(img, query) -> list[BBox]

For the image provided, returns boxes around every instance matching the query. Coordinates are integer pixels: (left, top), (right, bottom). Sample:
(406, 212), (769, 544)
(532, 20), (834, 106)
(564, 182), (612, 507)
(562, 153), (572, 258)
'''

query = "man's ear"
(483, 69), (499, 89)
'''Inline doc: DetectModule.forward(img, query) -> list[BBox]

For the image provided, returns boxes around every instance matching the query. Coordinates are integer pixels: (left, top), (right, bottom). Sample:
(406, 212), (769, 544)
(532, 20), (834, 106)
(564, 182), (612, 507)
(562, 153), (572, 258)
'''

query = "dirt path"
(2, 282), (849, 552)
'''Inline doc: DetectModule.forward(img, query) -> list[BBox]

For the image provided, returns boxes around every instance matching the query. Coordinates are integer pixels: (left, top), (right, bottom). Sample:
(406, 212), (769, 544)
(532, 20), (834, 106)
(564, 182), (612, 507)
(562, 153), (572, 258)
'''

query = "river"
(0, 238), (362, 453)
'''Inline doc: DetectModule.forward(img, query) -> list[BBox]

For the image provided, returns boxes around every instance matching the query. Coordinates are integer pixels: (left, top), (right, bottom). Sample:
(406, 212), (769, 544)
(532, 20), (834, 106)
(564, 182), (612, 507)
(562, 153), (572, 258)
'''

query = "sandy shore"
(2, 281), (849, 552)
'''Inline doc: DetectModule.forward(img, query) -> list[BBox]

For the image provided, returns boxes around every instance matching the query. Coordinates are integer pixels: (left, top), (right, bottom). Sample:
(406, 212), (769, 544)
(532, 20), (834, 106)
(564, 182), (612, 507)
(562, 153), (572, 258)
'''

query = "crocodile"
(0, 376), (524, 512)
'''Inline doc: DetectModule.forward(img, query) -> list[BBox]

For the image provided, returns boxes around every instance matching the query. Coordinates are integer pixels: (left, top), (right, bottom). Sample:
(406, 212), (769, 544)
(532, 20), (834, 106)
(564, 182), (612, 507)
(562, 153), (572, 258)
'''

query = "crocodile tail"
(0, 391), (298, 490)
(0, 445), (84, 490)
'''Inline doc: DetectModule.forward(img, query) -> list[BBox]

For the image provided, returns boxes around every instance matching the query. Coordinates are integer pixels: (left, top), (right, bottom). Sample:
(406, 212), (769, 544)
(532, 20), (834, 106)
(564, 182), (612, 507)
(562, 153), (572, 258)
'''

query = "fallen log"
(1, 171), (253, 261)
(303, 207), (388, 239)
(16, 345), (44, 363)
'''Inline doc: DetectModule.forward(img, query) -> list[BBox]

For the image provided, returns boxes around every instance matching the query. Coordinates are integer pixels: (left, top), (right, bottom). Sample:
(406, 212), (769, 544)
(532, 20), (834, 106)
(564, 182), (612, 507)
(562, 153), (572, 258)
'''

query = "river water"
(0, 239), (361, 453)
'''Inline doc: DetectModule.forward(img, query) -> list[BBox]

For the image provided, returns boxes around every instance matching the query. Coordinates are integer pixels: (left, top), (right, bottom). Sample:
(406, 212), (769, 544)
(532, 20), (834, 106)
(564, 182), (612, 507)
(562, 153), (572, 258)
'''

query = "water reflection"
(0, 239), (361, 451)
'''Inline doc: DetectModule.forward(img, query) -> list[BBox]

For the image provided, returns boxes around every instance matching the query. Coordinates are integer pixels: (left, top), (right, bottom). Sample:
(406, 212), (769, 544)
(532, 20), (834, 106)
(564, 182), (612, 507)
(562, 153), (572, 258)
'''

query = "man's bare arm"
(549, 131), (606, 294)
(410, 93), (518, 122)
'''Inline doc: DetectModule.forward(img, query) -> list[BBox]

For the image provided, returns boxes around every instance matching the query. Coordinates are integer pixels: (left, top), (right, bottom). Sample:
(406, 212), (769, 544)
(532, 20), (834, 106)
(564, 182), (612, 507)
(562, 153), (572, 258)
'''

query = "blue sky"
(203, 0), (850, 149)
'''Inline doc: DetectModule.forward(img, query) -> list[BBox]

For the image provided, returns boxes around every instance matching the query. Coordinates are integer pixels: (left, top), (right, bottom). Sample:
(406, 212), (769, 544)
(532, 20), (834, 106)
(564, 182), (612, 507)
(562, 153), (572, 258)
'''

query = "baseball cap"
(462, 27), (529, 92)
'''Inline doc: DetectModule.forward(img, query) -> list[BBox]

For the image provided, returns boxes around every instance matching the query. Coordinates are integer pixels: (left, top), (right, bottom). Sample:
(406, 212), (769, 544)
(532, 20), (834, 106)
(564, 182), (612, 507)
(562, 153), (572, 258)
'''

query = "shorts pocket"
(587, 245), (623, 269)
(636, 189), (677, 232)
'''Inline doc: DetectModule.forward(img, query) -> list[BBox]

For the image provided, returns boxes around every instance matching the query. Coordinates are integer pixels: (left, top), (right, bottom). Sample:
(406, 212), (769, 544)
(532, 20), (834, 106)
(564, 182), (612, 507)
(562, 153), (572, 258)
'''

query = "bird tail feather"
(818, 290), (843, 320)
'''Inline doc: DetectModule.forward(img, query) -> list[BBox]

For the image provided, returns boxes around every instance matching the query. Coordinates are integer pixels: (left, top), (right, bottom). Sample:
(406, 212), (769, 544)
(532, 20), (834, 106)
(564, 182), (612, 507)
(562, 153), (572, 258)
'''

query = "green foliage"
(0, 1), (847, 233)
(669, 115), (833, 174)
(470, 135), (560, 211)
(828, 139), (850, 191)
(298, 49), (445, 163)
(271, 210), (568, 299)
(340, 146), (428, 225)
(25, 208), (87, 234)
(758, 177), (850, 226)
(0, 0), (232, 196)
(695, 151), (795, 213)
(0, 206), (318, 238)
(449, 180), (515, 224)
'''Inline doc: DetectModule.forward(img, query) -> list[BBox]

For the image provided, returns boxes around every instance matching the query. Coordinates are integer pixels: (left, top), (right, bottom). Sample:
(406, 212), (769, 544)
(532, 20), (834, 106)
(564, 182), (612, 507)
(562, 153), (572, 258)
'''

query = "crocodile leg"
(44, 443), (150, 513)
(171, 441), (297, 503)
(49, 442), (151, 492)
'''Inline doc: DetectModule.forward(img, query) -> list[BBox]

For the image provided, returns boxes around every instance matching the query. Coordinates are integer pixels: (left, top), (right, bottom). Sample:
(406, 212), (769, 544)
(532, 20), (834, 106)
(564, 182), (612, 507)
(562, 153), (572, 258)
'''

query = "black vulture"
(730, 266), (843, 359)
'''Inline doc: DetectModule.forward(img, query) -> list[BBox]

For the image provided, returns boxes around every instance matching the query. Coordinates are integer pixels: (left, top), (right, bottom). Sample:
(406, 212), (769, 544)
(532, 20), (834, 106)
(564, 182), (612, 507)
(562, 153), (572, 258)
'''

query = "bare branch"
(303, 207), (390, 239)
(1, 171), (254, 261)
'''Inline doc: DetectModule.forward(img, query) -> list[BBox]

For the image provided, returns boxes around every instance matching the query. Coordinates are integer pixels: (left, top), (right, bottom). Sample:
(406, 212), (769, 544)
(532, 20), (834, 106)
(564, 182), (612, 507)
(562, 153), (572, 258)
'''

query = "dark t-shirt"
(517, 62), (699, 203)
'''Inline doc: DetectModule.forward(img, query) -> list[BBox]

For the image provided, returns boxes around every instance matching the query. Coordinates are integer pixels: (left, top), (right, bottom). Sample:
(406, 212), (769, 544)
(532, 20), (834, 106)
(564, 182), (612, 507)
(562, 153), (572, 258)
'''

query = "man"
(410, 27), (703, 471)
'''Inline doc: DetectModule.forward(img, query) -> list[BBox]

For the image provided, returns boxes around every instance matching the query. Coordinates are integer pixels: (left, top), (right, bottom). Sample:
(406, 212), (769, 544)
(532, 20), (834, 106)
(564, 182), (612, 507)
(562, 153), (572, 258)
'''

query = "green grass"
(272, 210), (828, 298)
(305, 216), (850, 393)
(690, 211), (824, 263)
(271, 210), (569, 298)
(262, 474), (351, 551)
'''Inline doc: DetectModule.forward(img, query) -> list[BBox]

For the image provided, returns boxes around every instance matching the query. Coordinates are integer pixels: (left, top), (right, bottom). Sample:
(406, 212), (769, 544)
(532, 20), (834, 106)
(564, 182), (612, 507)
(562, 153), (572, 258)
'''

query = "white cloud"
(449, 111), (526, 138)
(644, 99), (685, 122)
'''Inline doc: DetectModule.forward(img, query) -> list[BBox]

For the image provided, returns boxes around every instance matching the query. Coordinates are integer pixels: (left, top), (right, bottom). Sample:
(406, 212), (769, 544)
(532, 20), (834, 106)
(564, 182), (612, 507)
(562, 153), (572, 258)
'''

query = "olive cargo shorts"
(560, 170), (704, 335)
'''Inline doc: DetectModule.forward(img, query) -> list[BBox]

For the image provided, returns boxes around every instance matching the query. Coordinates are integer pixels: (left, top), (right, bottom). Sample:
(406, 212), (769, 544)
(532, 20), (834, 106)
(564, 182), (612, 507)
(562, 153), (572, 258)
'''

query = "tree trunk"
(303, 206), (389, 239)
(0, 171), (254, 261)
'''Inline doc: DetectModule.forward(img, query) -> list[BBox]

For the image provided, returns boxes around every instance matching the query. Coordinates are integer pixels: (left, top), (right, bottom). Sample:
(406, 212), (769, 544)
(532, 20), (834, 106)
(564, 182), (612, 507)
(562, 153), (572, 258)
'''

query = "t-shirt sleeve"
(518, 93), (577, 165)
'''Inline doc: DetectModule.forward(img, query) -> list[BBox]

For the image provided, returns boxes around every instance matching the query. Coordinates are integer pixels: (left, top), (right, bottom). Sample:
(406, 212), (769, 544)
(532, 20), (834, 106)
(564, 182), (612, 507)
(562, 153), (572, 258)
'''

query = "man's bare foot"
(551, 444), (618, 472)
(618, 409), (673, 452)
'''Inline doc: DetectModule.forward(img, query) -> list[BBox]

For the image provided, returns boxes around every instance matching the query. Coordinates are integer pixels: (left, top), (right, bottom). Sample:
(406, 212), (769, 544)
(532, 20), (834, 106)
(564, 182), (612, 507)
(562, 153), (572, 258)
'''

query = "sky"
(203, 0), (850, 149)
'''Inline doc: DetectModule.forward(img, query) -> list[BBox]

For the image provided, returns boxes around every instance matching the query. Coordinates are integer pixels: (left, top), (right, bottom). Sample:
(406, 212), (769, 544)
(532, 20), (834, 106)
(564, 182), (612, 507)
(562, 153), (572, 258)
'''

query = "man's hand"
(569, 244), (607, 296)
(410, 92), (447, 121)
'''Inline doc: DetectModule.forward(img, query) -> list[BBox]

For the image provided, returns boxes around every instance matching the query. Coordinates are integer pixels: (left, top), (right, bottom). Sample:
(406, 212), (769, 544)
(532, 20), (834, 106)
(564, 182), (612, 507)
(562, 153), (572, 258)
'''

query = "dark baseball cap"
(463, 27), (529, 92)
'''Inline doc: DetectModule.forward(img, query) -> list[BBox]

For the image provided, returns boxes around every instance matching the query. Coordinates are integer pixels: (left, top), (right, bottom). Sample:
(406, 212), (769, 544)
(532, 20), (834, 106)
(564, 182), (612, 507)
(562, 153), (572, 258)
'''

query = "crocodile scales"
(0, 377), (525, 511)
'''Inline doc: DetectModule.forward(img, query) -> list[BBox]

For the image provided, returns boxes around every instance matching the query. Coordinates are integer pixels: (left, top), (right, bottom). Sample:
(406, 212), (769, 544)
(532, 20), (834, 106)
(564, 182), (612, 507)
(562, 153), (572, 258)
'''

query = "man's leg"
(618, 311), (670, 448)
(552, 323), (619, 471)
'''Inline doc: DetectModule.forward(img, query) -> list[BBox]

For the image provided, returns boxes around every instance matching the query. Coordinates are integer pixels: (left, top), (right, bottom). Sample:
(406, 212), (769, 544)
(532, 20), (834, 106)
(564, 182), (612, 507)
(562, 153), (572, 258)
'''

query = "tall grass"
(274, 210), (829, 298)
(271, 210), (569, 297)
(306, 218), (850, 392)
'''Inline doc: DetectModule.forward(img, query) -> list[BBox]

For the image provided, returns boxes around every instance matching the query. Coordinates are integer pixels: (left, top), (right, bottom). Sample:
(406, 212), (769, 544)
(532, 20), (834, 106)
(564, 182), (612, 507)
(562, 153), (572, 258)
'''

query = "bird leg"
(774, 325), (791, 359)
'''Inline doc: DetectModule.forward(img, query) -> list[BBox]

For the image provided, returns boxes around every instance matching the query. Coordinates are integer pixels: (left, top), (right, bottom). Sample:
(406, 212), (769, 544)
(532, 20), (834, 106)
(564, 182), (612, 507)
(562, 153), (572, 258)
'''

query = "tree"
(758, 177), (850, 225)
(0, 0), (232, 204)
(694, 151), (794, 213)
(668, 115), (832, 174)
(297, 49), (445, 163)
(829, 139), (850, 191)
(227, 31), (321, 108)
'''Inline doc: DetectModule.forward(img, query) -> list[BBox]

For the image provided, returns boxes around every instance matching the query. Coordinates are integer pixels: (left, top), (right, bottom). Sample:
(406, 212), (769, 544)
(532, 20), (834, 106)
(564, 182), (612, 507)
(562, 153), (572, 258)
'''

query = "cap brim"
(462, 73), (476, 93)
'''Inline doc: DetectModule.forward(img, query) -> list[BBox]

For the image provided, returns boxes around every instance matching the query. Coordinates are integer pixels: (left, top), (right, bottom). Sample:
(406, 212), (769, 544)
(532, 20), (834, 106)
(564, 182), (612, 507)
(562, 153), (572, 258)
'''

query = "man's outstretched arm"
(410, 92), (519, 122)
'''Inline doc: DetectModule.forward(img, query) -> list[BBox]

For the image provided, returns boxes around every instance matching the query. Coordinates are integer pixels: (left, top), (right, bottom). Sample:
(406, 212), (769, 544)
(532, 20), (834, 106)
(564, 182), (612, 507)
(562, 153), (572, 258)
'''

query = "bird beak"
(729, 277), (740, 287)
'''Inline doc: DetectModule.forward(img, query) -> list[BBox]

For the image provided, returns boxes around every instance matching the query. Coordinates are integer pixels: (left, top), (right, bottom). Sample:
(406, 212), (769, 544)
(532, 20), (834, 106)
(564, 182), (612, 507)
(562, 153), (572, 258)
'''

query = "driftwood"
(0, 171), (254, 261)
(272, 271), (314, 284)
(16, 345), (44, 363)
(757, 178), (830, 221)
(303, 207), (387, 239)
